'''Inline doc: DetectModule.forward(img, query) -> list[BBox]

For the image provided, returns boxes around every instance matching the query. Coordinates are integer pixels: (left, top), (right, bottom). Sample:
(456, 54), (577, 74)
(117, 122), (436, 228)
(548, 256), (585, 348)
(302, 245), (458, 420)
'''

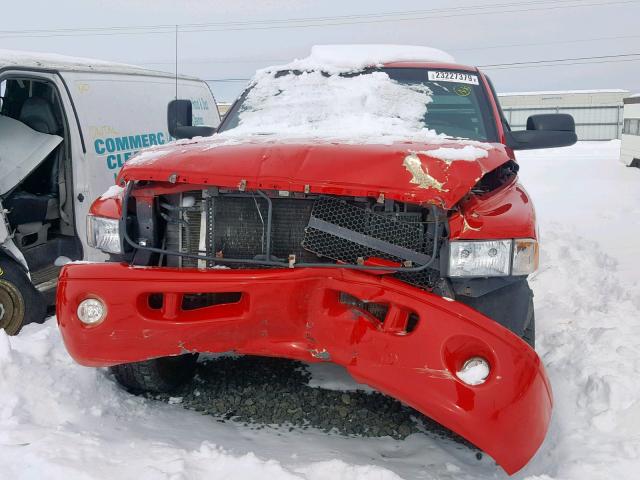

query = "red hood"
(118, 138), (511, 209)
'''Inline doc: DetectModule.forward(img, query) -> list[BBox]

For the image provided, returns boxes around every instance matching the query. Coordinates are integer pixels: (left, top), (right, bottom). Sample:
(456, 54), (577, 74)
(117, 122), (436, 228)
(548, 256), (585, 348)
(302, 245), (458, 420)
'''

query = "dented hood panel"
(118, 138), (511, 209)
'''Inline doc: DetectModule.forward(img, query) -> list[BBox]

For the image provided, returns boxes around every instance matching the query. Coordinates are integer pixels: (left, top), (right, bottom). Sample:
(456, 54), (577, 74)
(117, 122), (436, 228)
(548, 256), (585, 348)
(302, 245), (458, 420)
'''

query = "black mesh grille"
(302, 197), (425, 265)
(395, 268), (443, 291)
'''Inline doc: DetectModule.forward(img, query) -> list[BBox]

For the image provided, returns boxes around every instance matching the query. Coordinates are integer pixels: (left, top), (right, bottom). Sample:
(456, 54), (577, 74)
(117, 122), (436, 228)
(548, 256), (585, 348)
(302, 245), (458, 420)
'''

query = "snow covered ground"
(1, 140), (639, 479)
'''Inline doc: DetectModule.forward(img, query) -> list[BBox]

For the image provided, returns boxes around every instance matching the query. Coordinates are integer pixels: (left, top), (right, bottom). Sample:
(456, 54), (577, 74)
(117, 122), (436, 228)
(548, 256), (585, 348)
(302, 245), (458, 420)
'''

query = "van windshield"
(219, 67), (498, 142)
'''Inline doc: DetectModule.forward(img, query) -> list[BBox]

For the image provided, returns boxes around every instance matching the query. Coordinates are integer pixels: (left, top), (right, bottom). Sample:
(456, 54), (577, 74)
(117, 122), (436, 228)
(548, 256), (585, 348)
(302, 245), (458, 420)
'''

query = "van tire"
(0, 257), (46, 335)
(110, 354), (199, 393)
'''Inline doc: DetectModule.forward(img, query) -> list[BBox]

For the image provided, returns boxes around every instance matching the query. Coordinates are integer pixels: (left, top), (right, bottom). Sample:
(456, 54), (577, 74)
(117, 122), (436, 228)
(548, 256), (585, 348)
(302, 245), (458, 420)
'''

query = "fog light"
(77, 298), (106, 325)
(456, 356), (490, 386)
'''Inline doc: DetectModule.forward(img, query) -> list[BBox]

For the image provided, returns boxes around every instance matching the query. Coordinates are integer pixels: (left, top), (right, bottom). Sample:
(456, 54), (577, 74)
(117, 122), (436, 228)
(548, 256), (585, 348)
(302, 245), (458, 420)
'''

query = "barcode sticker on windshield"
(428, 71), (479, 85)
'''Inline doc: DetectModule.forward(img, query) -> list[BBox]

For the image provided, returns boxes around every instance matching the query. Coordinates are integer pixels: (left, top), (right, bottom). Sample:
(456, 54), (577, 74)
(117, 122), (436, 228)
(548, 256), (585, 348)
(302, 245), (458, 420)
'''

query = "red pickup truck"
(56, 46), (576, 475)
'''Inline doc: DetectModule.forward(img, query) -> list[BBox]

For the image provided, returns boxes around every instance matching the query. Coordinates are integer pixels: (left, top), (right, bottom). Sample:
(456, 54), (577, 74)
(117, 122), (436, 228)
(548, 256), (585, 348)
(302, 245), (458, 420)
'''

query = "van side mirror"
(167, 99), (216, 140)
(505, 113), (577, 150)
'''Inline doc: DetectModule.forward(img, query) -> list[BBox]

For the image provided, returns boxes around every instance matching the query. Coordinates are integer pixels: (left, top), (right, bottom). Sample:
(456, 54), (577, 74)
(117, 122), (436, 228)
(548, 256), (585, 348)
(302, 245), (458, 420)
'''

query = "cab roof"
(0, 48), (197, 80)
(382, 61), (478, 72)
(260, 44), (476, 74)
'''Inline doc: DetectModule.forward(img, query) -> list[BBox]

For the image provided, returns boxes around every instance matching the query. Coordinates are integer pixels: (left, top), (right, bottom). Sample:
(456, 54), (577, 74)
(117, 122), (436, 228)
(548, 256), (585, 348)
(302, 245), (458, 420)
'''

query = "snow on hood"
(262, 44), (455, 74)
(98, 184), (125, 200)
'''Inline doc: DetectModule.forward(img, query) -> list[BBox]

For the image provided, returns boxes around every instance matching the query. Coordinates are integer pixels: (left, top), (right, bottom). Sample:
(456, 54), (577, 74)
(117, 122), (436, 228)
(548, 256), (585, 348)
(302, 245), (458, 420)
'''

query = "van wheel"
(110, 354), (199, 393)
(0, 257), (45, 335)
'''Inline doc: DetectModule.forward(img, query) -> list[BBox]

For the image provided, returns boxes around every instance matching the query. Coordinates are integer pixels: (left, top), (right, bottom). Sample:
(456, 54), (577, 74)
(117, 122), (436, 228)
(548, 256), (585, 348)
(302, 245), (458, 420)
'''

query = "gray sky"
(2, 0), (639, 101)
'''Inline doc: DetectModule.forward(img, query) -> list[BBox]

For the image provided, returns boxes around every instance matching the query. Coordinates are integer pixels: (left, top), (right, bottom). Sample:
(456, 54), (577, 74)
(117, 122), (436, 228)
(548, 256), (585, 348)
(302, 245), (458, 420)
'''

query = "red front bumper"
(57, 263), (552, 475)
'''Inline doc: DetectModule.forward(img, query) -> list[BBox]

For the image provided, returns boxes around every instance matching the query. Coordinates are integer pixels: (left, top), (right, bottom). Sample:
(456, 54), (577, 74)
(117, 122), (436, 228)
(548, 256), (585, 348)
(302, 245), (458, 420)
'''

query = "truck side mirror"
(506, 113), (577, 150)
(167, 99), (216, 140)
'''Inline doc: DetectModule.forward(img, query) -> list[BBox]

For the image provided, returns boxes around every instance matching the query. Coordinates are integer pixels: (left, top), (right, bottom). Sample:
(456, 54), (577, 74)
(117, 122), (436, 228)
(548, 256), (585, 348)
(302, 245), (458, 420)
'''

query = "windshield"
(219, 67), (497, 142)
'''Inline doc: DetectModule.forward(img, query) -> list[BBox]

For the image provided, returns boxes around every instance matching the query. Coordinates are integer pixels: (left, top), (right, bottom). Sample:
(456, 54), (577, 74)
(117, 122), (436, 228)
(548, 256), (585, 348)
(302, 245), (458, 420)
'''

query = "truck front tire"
(110, 354), (199, 393)
(0, 257), (46, 335)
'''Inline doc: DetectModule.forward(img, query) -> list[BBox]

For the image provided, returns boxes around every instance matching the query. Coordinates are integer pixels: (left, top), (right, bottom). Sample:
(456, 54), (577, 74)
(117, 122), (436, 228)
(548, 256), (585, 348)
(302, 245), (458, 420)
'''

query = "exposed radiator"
(162, 191), (443, 291)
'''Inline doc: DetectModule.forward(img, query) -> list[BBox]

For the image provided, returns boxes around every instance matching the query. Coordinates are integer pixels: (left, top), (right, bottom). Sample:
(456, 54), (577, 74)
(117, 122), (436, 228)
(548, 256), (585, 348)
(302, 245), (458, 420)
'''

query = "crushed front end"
(57, 170), (551, 475)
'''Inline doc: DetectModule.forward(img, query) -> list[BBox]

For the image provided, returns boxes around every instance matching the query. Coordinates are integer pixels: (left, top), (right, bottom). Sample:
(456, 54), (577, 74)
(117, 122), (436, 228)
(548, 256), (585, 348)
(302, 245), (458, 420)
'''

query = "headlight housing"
(448, 239), (538, 277)
(86, 215), (121, 254)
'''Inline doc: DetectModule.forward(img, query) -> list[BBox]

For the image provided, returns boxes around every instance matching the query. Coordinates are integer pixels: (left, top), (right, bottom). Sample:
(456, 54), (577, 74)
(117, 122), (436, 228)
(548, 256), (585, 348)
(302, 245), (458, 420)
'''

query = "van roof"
(0, 48), (198, 80)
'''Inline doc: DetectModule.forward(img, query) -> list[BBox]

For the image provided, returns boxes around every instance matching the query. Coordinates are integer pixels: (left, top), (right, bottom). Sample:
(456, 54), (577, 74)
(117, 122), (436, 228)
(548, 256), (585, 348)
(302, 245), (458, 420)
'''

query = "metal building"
(498, 89), (630, 140)
(218, 102), (232, 117)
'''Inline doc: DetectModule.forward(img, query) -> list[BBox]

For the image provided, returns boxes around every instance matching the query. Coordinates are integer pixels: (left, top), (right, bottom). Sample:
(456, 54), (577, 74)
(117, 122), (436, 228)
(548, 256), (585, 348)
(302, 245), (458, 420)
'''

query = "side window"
(631, 119), (640, 136)
(624, 119), (630, 134)
(0, 77), (65, 134)
(0, 78), (30, 120)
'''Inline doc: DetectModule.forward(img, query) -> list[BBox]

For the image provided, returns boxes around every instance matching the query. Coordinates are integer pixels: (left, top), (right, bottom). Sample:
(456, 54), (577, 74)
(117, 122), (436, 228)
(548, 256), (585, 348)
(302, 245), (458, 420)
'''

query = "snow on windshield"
(220, 70), (443, 141)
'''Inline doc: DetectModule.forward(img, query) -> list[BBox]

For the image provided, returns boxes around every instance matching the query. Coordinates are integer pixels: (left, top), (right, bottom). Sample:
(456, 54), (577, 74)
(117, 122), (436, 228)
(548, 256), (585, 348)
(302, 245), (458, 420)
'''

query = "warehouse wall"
(498, 90), (629, 141)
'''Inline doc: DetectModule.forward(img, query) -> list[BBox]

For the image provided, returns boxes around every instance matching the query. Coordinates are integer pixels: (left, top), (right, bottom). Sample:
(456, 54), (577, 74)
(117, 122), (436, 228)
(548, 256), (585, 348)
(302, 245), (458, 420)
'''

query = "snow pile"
(127, 148), (173, 166)
(515, 140), (640, 479)
(219, 70), (441, 141)
(98, 185), (124, 200)
(455, 360), (490, 386)
(53, 256), (72, 267)
(423, 145), (489, 163)
(520, 227), (640, 479)
(209, 45), (478, 144)
(0, 48), (153, 75)
(265, 45), (455, 74)
(0, 324), (405, 479)
(305, 364), (374, 392)
(0, 48), (128, 67)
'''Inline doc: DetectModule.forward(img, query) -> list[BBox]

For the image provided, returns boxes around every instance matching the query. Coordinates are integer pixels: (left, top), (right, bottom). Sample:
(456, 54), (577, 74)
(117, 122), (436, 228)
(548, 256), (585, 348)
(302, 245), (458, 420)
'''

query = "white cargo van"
(0, 50), (220, 334)
(621, 95), (640, 167)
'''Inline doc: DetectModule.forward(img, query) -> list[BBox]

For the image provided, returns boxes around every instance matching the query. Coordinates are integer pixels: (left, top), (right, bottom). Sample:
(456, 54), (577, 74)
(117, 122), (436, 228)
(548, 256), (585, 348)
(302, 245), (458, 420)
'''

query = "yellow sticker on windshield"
(454, 85), (471, 96)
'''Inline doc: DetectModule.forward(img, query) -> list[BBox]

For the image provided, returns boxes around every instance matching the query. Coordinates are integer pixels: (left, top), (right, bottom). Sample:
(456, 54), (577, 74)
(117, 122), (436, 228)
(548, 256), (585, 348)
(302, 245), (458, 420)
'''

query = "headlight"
(86, 215), (121, 254)
(448, 240), (512, 277)
(448, 239), (538, 277)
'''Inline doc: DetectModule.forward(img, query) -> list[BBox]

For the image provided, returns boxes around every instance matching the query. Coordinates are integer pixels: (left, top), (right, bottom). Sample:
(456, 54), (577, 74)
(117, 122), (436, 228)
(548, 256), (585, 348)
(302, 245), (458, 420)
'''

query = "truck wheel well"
(455, 278), (534, 339)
